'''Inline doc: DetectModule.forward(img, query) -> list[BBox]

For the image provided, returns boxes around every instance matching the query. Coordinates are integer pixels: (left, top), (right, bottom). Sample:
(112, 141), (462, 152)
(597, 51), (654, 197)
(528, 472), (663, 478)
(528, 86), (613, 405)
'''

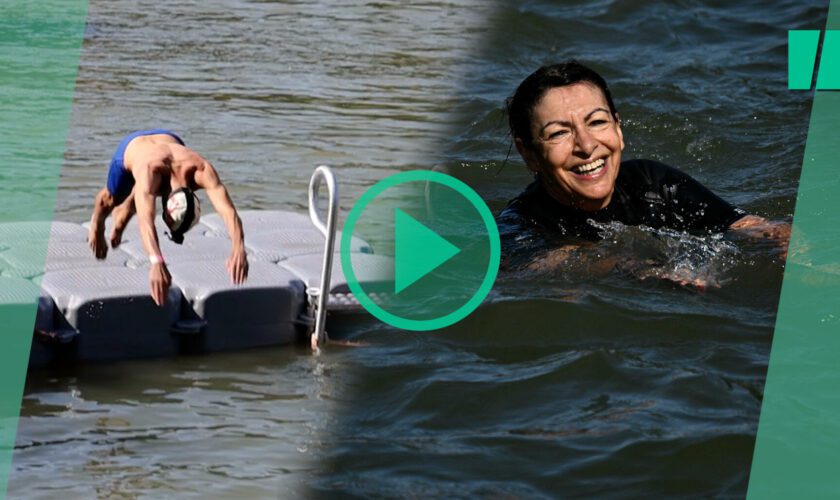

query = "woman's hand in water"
(526, 244), (620, 276)
(730, 215), (791, 258)
(634, 265), (715, 292)
(526, 245), (579, 273)
(525, 243), (718, 291)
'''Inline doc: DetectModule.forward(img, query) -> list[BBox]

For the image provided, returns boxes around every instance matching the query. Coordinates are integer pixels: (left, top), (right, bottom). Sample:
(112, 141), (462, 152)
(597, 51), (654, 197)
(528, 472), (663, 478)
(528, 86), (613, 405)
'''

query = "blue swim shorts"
(106, 129), (185, 205)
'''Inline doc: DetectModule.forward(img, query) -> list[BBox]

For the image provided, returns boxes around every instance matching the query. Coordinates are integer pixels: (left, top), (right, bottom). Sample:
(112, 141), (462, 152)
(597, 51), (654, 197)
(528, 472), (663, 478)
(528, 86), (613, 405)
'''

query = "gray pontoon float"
(0, 167), (392, 368)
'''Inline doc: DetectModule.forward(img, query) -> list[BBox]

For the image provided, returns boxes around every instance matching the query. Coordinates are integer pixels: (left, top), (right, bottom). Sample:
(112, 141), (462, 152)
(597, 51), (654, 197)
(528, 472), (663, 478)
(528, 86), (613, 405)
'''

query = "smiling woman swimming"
(498, 61), (790, 273)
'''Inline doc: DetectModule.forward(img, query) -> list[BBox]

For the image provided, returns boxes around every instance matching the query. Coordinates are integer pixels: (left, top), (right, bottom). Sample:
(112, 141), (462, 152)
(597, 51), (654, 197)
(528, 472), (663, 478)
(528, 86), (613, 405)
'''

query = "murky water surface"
(11, 0), (827, 497)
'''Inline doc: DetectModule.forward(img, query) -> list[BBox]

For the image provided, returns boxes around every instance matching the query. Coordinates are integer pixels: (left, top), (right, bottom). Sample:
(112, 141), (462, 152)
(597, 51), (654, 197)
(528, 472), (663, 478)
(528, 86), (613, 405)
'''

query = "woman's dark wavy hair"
(506, 60), (617, 146)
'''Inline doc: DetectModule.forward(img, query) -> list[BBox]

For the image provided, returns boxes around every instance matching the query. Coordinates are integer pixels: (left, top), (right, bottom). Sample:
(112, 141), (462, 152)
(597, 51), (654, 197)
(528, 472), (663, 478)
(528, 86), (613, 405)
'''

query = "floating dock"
(0, 211), (392, 368)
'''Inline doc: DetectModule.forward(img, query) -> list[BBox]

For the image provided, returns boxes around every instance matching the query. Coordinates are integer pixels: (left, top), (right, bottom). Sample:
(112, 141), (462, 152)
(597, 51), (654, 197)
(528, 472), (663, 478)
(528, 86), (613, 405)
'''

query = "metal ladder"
(307, 166), (338, 353)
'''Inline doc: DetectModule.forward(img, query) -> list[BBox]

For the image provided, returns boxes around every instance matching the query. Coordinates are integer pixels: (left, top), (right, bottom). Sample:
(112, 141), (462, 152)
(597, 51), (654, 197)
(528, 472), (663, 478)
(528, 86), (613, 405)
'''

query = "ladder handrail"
(307, 165), (338, 352)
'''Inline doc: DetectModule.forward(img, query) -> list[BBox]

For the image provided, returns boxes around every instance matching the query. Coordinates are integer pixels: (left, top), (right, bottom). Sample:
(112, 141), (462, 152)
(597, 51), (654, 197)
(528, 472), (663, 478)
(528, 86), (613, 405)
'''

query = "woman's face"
(517, 82), (624, 211)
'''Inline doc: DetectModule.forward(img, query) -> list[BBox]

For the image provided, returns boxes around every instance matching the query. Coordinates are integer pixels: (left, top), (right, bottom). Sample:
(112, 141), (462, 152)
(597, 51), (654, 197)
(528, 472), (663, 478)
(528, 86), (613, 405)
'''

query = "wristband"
(149, 254), (165, 265)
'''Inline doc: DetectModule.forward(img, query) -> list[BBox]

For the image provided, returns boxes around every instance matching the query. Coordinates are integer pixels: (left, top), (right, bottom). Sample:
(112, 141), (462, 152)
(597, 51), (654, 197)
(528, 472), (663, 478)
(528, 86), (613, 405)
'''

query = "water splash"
(589, 220), (740, 289)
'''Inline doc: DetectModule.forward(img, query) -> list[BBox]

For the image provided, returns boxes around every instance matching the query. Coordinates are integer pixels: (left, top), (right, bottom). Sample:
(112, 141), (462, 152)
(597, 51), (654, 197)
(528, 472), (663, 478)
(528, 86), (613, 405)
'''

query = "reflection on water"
(59, 0), (496, 221)
(17, 347), (343, 497)
(13, 0), (827, 497)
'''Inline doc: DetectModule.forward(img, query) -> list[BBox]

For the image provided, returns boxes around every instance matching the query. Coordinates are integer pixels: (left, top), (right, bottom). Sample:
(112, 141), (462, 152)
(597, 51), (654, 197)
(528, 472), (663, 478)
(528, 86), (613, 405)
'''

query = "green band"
(788, 30), (820, 90)
(0, 1), (88, 497)
(816, 31), (840, 89)
(748, 2), (840, 497)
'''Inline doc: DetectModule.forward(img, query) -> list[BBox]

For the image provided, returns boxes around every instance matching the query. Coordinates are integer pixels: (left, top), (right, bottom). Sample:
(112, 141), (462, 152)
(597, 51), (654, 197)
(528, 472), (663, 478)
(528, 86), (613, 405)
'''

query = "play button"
(341, 170), (500, 331)
(394, 208), (460, 294)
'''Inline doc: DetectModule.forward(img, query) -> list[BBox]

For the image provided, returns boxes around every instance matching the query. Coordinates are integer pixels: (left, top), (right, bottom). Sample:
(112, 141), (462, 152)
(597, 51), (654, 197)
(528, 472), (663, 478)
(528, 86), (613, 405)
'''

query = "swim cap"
(162, 187), (201, 244)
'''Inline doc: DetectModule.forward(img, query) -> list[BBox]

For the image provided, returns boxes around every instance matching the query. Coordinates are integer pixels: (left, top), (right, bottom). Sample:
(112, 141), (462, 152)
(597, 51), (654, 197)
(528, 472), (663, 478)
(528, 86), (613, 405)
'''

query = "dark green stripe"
(0, 1), (88, 497)
(748, 2), (840, 497)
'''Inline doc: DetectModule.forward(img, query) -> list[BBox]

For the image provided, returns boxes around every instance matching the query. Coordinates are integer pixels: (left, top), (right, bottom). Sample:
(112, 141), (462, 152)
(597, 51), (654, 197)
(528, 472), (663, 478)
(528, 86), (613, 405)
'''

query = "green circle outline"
(341, 170), (500, 331)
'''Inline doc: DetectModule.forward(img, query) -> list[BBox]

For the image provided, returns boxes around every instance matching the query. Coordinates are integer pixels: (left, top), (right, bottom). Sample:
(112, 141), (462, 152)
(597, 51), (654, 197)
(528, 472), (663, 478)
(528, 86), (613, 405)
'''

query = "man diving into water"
(88, 129), (248, 306)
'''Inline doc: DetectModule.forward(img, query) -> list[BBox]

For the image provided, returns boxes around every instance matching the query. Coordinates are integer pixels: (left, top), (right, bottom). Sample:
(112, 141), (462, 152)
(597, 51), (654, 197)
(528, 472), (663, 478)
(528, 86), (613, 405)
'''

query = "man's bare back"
(123, 134), (205, 193)
(89, 129), (248, 306)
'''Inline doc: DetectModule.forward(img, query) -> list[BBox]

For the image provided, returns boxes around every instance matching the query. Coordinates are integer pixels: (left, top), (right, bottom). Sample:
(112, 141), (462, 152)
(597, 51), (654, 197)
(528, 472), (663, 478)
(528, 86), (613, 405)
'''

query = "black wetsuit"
(498, 159), (747, 245)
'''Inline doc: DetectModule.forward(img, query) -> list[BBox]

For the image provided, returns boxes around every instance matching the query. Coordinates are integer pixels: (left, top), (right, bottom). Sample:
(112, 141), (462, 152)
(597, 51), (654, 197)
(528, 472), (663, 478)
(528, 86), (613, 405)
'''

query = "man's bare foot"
(110, 210), (129, 248)
(88, 223), (108, 260)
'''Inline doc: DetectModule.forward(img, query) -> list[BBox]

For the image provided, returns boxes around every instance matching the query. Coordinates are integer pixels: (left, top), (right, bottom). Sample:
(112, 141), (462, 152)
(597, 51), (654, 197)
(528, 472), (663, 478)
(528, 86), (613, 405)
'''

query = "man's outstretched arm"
(133, 162), (172, 306)
(195, 161), (248, 284)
